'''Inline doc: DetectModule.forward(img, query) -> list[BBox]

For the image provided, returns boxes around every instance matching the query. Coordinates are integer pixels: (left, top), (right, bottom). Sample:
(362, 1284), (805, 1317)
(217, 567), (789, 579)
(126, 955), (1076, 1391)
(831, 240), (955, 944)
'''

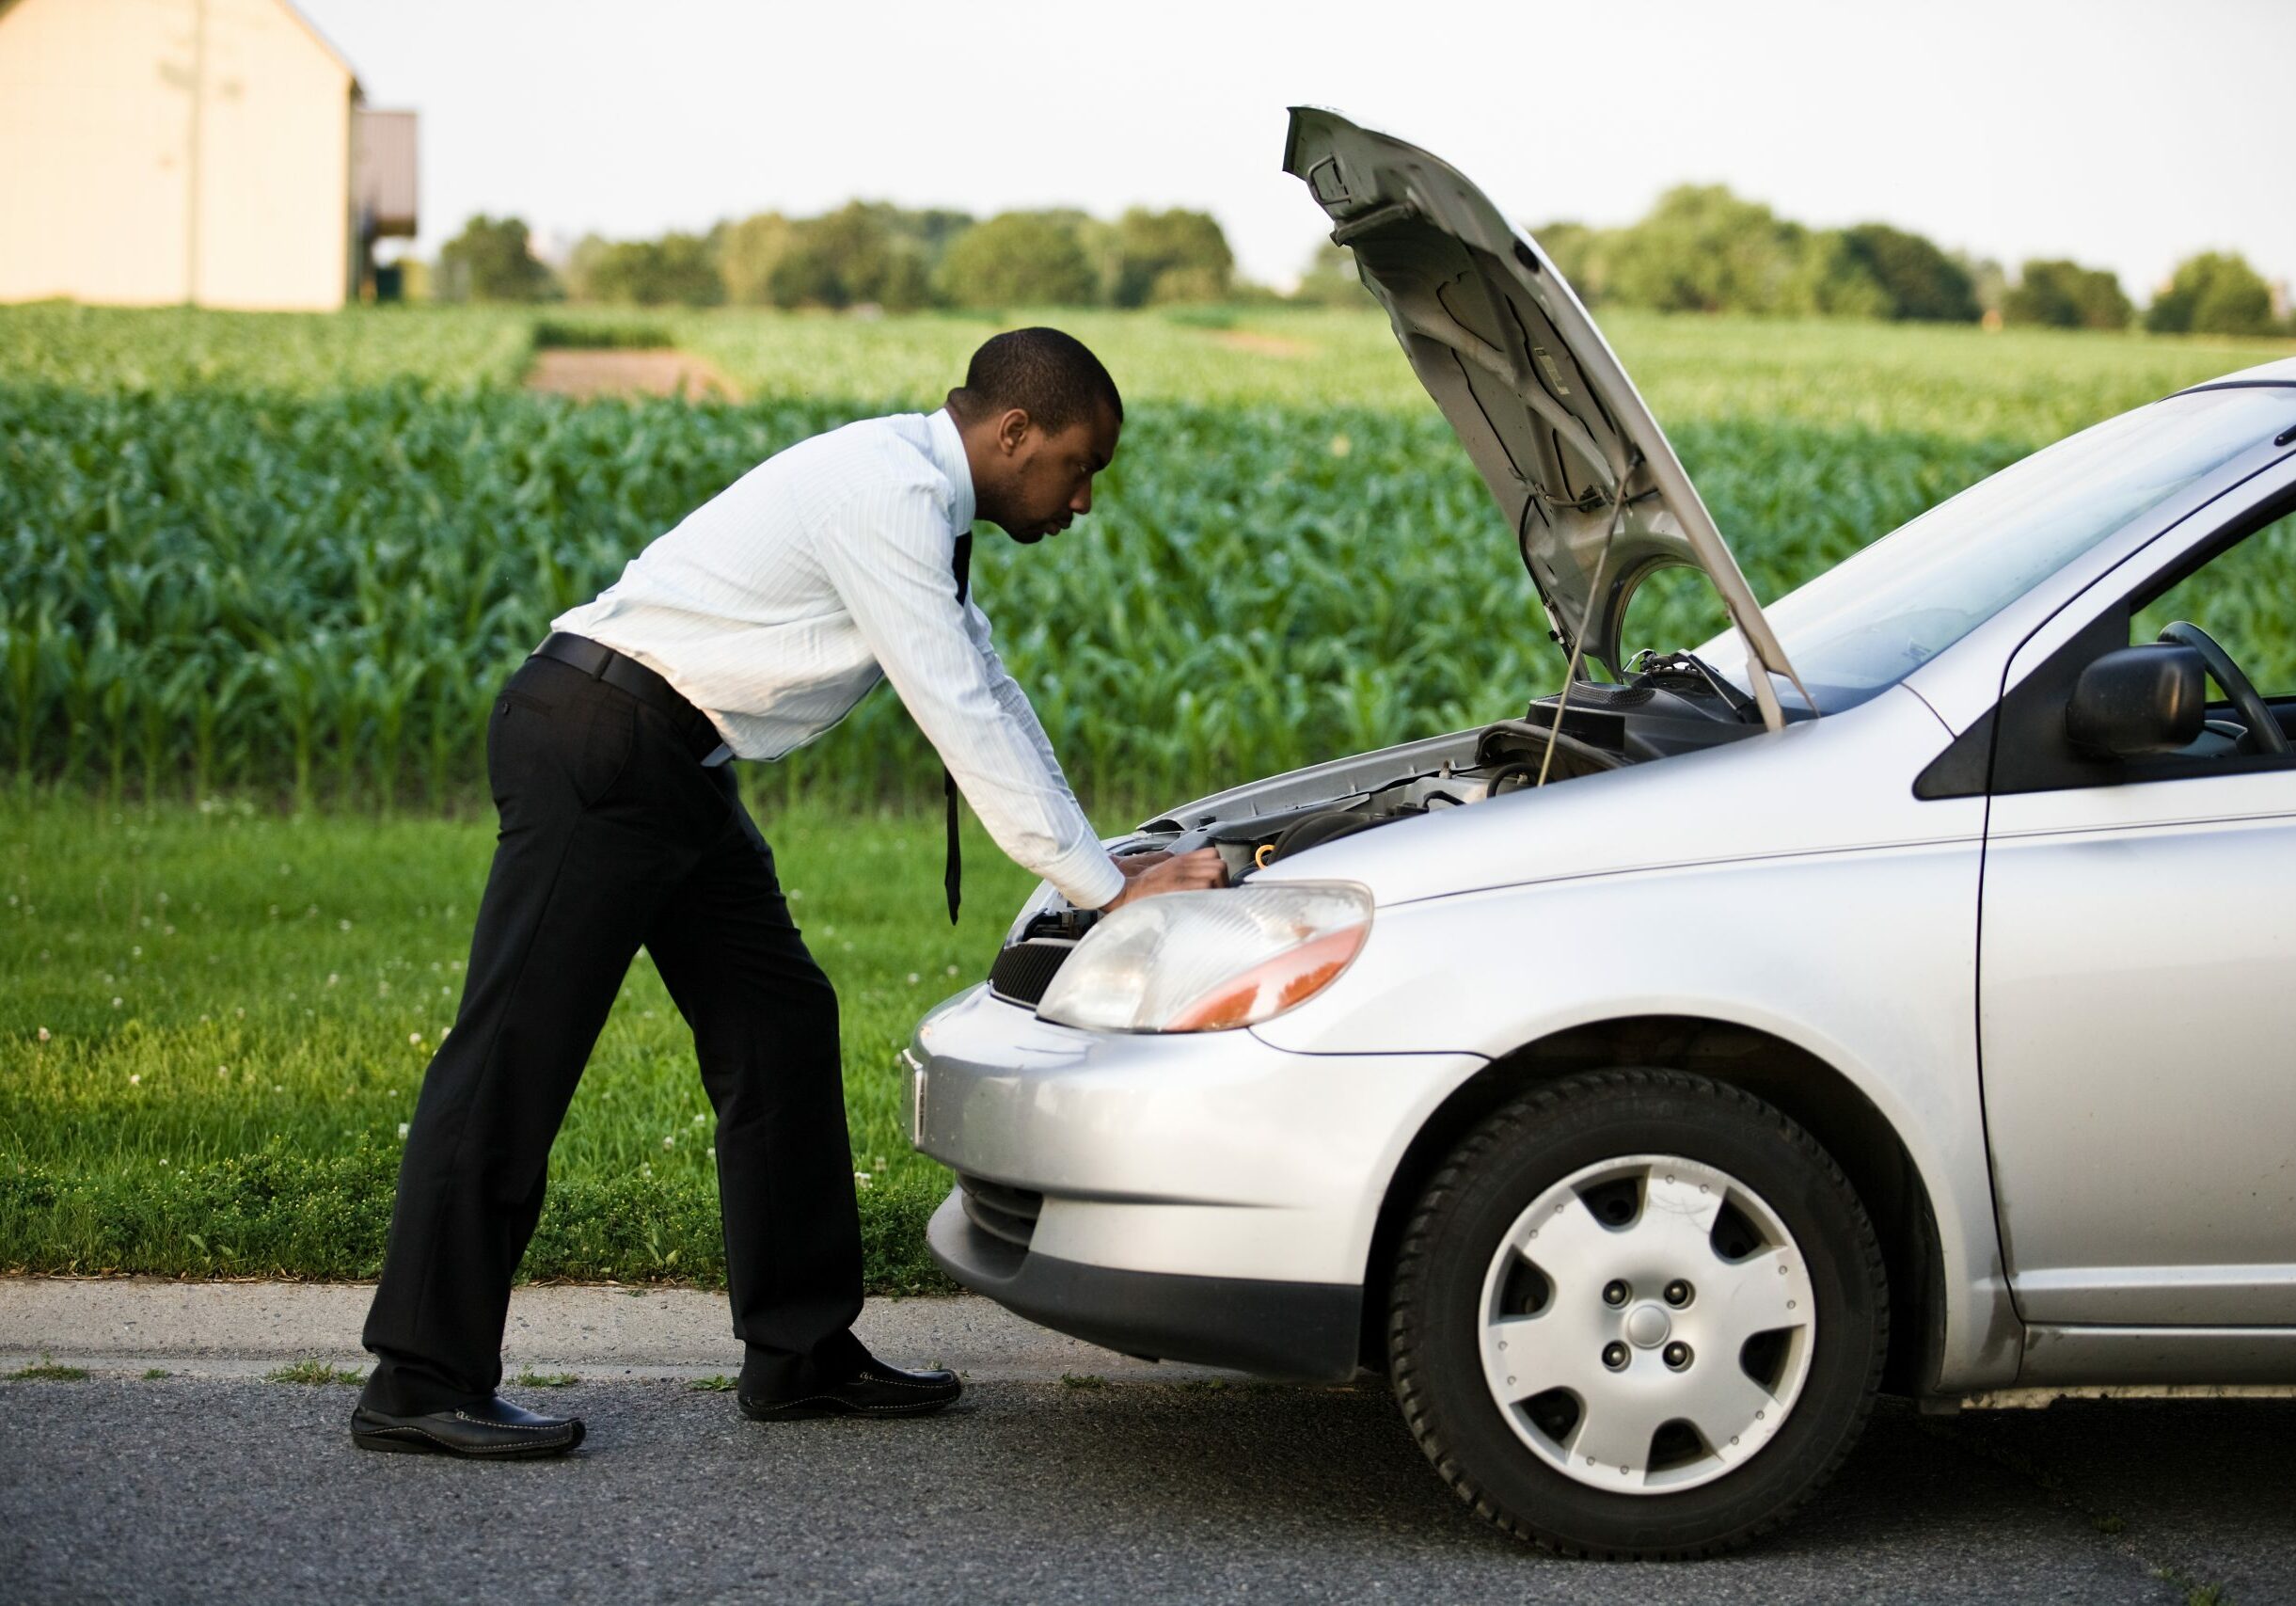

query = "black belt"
(532, 632), (725, 763)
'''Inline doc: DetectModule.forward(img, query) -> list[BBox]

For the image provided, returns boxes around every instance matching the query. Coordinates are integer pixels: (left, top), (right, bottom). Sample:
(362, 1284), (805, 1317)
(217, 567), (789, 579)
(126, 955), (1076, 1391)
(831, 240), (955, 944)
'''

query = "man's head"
(945, 327), (1121, 543)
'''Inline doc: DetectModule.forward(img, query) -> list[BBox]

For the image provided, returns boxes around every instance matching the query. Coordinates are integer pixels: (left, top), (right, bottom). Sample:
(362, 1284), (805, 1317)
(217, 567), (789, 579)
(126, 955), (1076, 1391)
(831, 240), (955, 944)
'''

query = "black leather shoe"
(349, 1395), (585, 1458)
(738, 1357), (961, 1422)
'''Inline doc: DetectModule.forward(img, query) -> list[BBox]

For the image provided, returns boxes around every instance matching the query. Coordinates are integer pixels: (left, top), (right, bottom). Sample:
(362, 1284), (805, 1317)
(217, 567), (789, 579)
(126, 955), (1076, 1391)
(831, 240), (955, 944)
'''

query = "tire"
(1388, 1067), (1887, 1558)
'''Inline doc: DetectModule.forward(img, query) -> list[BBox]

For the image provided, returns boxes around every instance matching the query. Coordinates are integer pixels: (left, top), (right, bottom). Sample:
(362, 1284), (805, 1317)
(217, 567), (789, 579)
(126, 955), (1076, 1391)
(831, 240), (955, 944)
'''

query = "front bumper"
(926, 1190), (1360, 1378)
(908, 983), (1485, 1377)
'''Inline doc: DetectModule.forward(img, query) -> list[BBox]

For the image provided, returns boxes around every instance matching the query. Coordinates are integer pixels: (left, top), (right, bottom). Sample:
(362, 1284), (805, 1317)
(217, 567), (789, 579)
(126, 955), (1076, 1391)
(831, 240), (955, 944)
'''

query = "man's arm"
(958, 599), (1221, 910)
(960, 597), (1077, 807)
(812, 478), (1128, 910)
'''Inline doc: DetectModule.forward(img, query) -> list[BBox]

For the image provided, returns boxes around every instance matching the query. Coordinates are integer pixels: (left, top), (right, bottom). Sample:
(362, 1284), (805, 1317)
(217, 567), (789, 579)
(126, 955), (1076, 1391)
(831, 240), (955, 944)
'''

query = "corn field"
(3, 304), (2287, 812)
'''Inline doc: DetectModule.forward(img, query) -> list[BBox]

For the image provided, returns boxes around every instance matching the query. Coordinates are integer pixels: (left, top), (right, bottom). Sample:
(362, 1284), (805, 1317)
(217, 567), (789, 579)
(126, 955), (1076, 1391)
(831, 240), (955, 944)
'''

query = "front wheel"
(1388, 1068), (1887, 1557)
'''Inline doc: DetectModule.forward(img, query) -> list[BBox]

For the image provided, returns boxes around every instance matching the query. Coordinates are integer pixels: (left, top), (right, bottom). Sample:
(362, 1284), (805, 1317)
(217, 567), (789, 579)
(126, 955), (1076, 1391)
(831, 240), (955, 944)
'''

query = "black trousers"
(359, 653), (864, 1415)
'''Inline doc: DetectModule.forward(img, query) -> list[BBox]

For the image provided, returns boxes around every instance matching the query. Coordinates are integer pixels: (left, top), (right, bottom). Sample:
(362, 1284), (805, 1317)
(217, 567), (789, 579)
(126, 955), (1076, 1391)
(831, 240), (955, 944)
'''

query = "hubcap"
(1477, 1153), (1816, 1493)
(1623, 1304), (1671, 1348)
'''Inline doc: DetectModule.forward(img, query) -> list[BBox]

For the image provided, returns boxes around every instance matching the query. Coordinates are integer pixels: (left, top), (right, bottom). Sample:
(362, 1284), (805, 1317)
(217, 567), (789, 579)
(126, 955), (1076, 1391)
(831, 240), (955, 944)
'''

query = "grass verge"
(1, 797), (1052, 1292)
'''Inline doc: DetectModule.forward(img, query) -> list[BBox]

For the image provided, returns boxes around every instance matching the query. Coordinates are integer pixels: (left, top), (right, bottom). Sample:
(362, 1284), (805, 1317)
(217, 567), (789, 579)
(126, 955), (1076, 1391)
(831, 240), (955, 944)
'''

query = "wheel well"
(1358, 1016), (1944, 1396)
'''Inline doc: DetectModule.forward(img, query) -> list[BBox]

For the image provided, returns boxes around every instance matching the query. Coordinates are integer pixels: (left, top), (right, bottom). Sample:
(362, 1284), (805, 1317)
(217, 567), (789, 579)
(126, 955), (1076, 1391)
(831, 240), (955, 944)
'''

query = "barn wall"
(0, 0), (354, 310)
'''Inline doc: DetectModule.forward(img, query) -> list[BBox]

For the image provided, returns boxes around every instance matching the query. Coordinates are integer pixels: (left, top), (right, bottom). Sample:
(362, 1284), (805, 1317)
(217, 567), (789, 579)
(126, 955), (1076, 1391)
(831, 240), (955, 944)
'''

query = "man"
(351, 328), (1227, 1458)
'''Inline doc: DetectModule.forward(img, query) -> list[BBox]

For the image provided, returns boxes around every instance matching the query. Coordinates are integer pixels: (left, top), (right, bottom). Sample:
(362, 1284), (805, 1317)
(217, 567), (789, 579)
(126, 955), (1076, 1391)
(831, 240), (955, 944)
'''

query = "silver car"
(908, 108), (2296, 1556)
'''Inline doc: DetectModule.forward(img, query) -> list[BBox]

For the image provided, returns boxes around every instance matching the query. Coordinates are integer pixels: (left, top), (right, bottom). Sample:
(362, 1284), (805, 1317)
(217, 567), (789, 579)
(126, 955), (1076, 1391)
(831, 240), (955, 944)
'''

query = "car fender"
(1253, 821), (2019, 1389)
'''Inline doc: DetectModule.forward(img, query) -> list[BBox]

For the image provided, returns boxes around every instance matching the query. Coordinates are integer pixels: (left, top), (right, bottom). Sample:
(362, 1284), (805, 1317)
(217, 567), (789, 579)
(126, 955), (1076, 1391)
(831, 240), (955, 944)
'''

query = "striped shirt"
(551, 407), (1125, 912)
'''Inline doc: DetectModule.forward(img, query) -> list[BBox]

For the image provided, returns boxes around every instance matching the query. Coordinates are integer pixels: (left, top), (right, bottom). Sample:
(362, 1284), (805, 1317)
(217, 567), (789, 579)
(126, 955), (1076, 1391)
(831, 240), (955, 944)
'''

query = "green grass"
(6, 299), (2281, 431)
(266, 1359), (365, 1385)
(687, 1374), (737, 1392)
(515, 1369), (578, 1389)
(9, 1360), (89, 1381)
(0, 390), (2034, 809)
(0, 796), (1043, 1291)
(5, 304), (2288, 809)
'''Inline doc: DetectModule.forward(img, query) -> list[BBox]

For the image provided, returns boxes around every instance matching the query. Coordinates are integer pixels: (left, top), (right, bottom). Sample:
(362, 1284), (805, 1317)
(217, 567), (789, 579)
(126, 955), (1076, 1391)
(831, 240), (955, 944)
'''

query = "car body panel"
(910, 985), (1484, 1286)
(2018, 1326), (2296, 1385)
(1246, 683), (1956, 914)
(1283, 105), (1805, 719)
(1978, 467), (2296, 1325)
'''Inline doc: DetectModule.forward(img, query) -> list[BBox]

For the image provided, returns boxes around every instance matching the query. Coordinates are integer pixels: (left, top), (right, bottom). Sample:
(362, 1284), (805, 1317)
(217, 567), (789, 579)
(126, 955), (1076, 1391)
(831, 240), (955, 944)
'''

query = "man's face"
(998, 405), (1119, 544)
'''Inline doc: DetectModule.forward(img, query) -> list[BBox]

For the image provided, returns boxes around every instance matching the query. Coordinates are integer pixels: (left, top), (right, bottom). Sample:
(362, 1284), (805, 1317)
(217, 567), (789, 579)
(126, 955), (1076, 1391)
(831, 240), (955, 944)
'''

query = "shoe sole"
(349, 1422), (585, 1459)
(737, 1392), (958, 1423)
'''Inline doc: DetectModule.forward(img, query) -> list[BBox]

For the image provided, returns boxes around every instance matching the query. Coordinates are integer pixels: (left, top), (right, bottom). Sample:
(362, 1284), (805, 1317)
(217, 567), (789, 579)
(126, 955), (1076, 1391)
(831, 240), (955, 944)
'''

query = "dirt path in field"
(526, 348), (743, 402)
(1213, 329), (1313, 358)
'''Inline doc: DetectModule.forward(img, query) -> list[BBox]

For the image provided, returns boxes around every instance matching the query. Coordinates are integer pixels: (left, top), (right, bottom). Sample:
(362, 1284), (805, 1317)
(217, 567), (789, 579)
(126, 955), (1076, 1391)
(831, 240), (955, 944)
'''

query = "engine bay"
(995, 653), (1770, 981)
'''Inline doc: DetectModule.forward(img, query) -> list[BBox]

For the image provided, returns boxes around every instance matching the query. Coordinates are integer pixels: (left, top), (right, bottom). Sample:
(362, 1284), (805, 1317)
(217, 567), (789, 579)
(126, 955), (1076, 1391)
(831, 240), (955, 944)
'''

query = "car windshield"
(1697, 386), (2296, 710)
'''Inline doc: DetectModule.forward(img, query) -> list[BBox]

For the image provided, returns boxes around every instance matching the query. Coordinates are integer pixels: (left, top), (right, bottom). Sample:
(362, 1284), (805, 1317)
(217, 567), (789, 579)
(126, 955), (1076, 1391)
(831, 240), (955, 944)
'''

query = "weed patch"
(266, 1359), (364, 1385)
(9, 1360), (88, 1381)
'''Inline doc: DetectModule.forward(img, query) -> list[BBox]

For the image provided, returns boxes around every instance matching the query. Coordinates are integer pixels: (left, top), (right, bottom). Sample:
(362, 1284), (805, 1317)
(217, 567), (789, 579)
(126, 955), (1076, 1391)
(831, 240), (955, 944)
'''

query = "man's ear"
(994, 406), (1033, 455)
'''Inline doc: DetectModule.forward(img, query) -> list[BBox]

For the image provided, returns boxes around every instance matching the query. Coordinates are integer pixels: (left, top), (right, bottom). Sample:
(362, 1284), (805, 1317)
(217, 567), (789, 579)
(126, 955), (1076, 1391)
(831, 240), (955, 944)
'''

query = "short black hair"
(946, 327), (1122, 436)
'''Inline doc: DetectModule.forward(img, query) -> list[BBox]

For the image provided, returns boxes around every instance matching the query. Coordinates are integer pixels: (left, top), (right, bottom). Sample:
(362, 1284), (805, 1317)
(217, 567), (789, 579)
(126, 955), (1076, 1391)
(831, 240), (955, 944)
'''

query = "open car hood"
(1283, 107), (1809, 726)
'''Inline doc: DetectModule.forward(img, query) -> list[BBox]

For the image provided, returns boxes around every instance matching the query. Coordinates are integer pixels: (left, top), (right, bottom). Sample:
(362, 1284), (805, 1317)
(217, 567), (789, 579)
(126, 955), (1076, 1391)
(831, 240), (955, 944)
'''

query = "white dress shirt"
(551, 407), (1125, 912)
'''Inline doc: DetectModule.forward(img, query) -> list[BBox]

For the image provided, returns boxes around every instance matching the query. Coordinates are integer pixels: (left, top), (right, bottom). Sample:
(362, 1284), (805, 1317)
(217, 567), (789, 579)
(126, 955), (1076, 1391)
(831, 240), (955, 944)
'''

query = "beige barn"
(0, 0), (417, 310)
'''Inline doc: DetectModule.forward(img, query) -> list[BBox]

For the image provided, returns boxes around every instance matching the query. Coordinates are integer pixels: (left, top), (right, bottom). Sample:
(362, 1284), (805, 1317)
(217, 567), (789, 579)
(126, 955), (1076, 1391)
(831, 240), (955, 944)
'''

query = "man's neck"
(945, 407), (1005, 531)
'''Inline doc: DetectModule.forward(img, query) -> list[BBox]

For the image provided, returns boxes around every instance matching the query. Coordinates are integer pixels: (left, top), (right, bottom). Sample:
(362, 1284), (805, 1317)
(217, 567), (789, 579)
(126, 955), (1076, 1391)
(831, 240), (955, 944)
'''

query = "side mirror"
(2066, 644), (2205, 758)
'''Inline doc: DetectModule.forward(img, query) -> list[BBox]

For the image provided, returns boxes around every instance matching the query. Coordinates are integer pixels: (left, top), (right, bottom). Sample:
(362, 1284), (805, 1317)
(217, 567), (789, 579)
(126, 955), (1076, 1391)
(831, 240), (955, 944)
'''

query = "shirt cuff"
(1042, 844), (1126, 912)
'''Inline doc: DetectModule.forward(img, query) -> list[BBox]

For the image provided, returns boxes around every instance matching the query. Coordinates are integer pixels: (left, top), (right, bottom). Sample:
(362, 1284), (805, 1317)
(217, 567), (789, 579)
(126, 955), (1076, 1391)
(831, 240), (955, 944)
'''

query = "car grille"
(988, 938), (1074, 1007)
(958, 1174), (1043, 1249)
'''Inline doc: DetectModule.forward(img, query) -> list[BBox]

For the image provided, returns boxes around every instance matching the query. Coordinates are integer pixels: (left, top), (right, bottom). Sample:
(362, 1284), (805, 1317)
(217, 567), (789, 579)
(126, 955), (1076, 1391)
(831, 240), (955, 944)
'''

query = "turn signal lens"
(1164, 925), (1369, 1031)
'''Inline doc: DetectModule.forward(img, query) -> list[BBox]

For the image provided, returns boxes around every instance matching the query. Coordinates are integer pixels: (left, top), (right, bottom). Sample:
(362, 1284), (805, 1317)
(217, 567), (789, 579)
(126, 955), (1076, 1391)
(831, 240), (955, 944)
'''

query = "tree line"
(432, 188), (2288, 338)
(1526, 184), (2285, 336)
(434, 202), (1238, 312)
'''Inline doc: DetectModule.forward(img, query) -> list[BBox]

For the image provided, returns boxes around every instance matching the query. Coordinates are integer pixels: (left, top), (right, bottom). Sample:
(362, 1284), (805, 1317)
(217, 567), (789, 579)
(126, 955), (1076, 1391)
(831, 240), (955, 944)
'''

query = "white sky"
(300, 0), (2293, 297)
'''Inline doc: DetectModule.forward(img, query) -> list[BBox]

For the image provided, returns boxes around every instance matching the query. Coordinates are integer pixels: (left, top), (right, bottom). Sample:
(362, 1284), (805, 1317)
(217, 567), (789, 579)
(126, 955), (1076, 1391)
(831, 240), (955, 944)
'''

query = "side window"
(1968, 487), (2296, 800)
(2131, 507), (2296, 699)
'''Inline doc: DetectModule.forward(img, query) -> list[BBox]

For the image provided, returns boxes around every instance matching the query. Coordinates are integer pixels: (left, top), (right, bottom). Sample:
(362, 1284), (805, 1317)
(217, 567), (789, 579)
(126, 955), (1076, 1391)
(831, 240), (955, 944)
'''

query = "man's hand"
(1114, 850), (1171, 878)
(1100, 848), (1227, 910)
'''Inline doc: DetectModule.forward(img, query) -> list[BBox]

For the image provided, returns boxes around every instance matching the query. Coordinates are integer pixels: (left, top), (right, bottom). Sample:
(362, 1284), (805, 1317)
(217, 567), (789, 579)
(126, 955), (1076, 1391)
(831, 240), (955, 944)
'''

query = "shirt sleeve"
(963, 596), (1078, 803)
(811, 478), (1126, 912)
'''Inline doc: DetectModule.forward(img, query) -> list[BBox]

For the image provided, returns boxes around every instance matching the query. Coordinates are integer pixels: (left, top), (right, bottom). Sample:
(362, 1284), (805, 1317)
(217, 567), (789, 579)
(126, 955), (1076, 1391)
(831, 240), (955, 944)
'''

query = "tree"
(598, 232), (722, 307)
(1527, 221), (1608, 300)
(2003, 259), (2131, 330)
(1600, 185), (1808, 314)
(1291, 240), (1373, 307)
(2145, 251), (2278, 337)
(1784, 231), (1893, 319)
(435, 215), (554, 303)
(1955, 252), (2007, 322)
(879, 205), (976, 269)
(1110, 208), (1233, 307)
(720, 212), (794, 306)
(562, 234), (611, 303)
(937, 212), (1100, 309)
(1835, 223), (1981, 322)
(768, 202), (930, 310)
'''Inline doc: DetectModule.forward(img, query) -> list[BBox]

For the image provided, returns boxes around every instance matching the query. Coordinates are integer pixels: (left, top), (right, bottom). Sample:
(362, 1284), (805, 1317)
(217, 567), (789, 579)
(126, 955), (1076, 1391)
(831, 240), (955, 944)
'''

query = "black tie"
(943, 531), (974, 925)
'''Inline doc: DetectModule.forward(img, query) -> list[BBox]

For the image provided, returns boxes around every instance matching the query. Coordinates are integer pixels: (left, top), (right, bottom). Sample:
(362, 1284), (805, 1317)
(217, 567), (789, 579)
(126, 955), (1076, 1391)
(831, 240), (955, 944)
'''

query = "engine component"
(1270, 809), (1386, 861)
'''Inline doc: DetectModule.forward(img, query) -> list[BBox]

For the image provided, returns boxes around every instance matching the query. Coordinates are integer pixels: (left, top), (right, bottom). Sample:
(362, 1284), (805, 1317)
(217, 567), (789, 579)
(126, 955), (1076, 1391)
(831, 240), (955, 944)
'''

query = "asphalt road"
(5, 1375), (2289, 1604)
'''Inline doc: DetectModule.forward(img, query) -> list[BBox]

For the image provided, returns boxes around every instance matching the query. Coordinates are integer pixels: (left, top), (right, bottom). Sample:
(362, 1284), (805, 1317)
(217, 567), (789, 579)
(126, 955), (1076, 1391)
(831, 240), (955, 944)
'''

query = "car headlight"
(1036, 883), (1371, 1033)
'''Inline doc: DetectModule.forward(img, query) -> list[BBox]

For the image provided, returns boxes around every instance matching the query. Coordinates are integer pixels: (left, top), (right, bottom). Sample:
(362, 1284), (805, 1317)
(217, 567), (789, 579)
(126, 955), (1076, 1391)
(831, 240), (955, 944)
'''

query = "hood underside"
(1282, 106), (1808, 724)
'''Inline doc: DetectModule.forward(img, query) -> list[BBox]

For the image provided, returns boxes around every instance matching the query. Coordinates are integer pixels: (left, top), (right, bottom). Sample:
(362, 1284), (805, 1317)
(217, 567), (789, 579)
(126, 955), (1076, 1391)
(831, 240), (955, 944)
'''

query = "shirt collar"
(926, 407), (976, 533)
